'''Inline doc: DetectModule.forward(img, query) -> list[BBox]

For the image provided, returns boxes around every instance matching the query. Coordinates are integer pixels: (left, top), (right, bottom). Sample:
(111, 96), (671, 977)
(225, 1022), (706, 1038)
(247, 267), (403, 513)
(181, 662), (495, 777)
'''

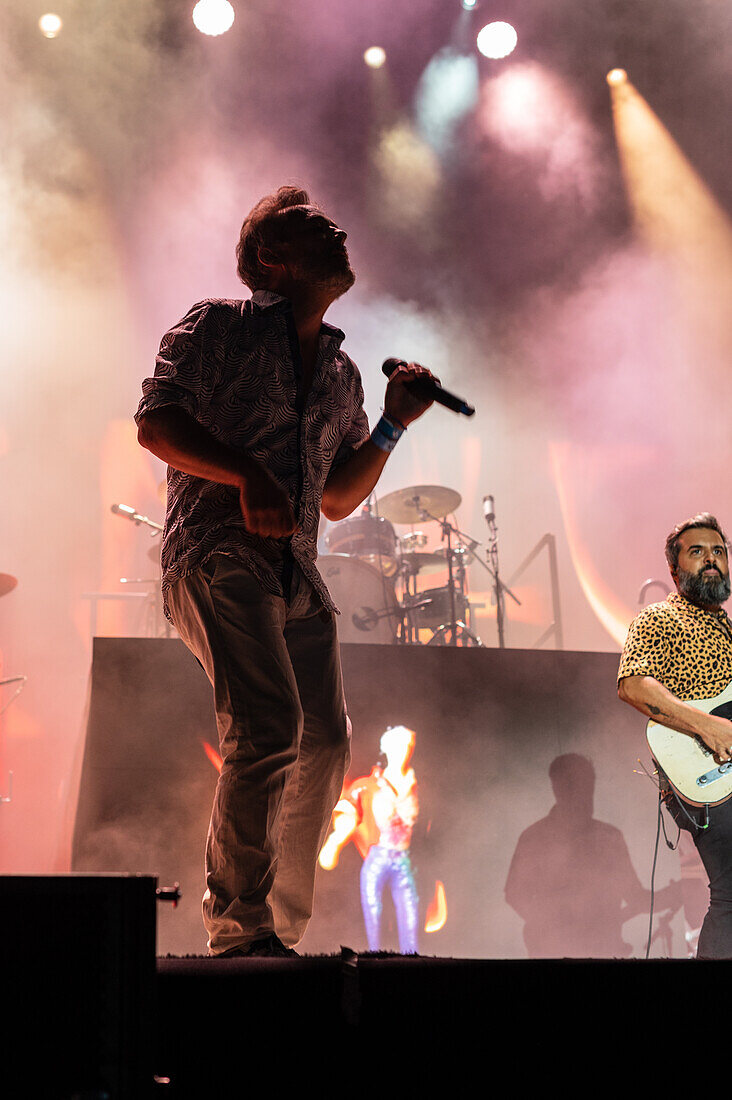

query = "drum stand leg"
(397, 570), (422, 644)
(427, 621), (483, 647)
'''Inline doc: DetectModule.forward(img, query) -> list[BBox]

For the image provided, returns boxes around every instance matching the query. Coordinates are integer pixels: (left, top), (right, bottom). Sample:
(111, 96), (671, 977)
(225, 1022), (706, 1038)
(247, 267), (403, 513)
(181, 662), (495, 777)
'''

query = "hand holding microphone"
(381, 358), (475, 419)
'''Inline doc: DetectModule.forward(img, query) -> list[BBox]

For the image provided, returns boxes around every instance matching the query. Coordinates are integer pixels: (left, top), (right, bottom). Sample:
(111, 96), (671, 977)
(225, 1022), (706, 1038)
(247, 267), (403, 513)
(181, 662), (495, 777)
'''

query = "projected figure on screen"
(504, 754), (680, 957)
(319, 725), (420, 954)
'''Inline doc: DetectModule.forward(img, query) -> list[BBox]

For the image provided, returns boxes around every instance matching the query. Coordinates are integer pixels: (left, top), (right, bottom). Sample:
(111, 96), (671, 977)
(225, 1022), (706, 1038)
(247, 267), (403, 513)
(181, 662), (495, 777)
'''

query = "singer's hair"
(664, 513), (729, 572)
(236, 185), (312, 290)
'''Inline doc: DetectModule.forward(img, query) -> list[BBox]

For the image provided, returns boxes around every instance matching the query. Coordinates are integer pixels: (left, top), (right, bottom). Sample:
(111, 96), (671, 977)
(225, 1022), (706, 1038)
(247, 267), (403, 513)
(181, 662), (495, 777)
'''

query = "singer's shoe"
(213, 934), (299, 959)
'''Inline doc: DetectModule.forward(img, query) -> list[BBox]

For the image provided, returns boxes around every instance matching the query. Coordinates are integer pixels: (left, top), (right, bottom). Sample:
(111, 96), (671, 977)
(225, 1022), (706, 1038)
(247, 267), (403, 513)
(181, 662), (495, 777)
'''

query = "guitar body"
(646, 680), (732, 806)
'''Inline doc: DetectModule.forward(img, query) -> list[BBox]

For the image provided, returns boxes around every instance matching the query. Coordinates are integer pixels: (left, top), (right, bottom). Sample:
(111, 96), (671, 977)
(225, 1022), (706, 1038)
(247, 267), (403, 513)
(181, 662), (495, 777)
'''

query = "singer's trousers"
(167, 554), (351, 955)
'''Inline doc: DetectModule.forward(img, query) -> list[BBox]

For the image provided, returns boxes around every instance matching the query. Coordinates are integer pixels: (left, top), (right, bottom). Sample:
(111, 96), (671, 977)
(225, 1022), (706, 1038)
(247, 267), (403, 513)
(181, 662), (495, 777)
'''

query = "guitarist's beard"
(677, 565), (731, 608)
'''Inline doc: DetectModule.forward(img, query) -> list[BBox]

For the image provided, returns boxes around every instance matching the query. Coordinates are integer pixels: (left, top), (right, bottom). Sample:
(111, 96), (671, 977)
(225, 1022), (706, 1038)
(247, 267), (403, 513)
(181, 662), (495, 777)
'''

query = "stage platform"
(154, 952), (724, 1092)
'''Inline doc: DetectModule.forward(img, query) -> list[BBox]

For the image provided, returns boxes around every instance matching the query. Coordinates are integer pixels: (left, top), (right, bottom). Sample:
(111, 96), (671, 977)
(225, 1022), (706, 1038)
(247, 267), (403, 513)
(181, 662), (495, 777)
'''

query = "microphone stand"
(485, 505), (504, 648)
(482, 499), (521, 649)
(437, 516), (458, 646)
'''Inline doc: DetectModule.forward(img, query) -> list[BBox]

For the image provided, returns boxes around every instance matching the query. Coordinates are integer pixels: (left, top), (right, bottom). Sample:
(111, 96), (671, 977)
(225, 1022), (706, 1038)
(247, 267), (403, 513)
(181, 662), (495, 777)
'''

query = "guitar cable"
(645, 794), (663, 960)
(645, 775), (709, 959)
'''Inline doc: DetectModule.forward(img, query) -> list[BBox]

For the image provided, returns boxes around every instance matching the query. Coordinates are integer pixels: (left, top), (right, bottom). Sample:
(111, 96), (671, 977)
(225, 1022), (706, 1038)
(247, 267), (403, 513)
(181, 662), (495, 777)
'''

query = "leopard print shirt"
(618, 592), (732, 701)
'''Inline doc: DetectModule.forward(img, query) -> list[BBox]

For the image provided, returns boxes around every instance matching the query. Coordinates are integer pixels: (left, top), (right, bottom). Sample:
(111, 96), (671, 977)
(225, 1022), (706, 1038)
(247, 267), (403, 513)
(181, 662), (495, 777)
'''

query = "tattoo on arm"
(646, 704), (670, 718)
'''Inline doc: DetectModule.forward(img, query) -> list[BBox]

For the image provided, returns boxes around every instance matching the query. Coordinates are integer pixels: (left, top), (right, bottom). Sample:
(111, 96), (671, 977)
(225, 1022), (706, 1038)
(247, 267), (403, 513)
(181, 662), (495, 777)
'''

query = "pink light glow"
(550, 440), (636, 649)
(479, 62), (602, 207)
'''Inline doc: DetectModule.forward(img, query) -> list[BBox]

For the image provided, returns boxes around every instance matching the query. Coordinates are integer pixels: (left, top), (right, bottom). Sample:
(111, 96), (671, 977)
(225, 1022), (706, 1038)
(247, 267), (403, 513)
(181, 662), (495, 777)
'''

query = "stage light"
(415, 48), (479, 154)
(476, 21), (518, 60)
(374, 120), (442, 231)
(462, 0), (478, 9)
(192, 0), (235, 37)
(607, 68), (628, 86)
(364, 46), (387, 69)
(38, 13), (62, 38)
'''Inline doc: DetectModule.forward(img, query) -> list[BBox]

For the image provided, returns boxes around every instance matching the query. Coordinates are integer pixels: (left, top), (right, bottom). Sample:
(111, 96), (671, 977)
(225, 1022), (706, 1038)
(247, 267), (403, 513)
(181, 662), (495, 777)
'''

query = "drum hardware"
(411, 496), (518, 648)
(424, 512), (483, 647)
(398, 551), (446, 576)
(434, 543), (478, 568)
(400, 531), (428, 551)
(406, 494), (520, 648)
(376, 484), (482, 647)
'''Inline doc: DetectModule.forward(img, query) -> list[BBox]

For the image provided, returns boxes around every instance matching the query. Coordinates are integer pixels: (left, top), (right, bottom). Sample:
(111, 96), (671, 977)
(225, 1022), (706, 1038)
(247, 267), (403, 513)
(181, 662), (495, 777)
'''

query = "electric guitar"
(646, 680), (732, 806)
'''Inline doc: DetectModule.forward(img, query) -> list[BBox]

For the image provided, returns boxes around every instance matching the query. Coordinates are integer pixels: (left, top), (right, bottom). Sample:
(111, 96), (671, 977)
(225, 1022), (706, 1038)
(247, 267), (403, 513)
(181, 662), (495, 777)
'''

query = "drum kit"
(110, 480), (516, 647)
(321, 484), (486, 647)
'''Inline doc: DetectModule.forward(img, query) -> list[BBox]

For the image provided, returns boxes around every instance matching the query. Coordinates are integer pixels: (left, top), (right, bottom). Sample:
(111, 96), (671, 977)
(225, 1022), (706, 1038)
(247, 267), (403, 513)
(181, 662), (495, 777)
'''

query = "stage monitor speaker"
(0, 873), (157, 1099)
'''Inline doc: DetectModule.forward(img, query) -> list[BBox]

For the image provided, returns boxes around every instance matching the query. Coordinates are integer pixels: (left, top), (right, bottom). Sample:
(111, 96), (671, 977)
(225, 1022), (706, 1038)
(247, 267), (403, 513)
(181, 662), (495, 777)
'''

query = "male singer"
(136, 185), (436, 956)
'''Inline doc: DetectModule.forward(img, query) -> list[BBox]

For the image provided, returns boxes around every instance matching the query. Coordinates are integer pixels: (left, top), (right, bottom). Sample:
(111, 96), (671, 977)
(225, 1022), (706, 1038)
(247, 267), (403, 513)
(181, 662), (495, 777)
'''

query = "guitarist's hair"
(665, 512), (728, 572)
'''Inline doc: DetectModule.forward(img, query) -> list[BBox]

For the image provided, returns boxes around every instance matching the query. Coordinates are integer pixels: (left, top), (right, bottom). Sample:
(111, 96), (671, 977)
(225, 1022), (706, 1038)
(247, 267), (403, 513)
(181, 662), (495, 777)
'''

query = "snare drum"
(325, 513), (398, 576)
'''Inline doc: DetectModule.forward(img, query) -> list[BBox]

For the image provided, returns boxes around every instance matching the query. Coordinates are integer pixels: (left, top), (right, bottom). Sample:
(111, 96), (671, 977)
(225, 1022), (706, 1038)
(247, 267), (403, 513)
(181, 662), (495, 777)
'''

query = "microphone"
(111, 503), (164, 533)
(483, 495), (495, 522)
(381, 358), (475, 417)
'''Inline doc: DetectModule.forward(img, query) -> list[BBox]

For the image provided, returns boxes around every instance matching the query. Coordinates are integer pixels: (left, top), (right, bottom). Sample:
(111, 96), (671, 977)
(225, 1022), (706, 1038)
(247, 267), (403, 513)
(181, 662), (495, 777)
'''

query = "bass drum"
(318, 555), (400, 644)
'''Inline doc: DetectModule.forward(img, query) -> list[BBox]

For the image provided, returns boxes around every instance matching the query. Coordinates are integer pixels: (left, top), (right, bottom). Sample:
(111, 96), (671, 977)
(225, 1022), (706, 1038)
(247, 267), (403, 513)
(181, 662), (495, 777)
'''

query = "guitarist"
(618, 512), (732, 958)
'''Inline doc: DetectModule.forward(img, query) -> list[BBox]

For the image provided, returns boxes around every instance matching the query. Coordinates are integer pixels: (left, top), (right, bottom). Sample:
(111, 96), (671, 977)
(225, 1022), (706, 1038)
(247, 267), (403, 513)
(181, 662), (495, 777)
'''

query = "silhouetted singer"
(135, 186), (437, 957)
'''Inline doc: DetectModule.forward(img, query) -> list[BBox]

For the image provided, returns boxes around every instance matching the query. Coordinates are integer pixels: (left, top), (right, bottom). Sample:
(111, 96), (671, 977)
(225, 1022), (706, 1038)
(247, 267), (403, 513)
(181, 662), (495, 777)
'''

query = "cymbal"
(0, 574), (17, 598)
(378, 485), (461, 524)
(398, 552), (446, 575)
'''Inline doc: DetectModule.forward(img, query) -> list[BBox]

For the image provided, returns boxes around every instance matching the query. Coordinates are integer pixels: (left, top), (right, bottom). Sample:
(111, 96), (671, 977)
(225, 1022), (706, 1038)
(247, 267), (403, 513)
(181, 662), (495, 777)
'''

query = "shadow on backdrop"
(504, 753), (681, 957)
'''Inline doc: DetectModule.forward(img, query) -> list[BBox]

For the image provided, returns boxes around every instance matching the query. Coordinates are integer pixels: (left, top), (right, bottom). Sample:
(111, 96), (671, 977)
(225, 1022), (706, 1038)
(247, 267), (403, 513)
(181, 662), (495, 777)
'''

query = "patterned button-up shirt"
(135, 291), (370, 618)
(618, 592), (732, 700)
